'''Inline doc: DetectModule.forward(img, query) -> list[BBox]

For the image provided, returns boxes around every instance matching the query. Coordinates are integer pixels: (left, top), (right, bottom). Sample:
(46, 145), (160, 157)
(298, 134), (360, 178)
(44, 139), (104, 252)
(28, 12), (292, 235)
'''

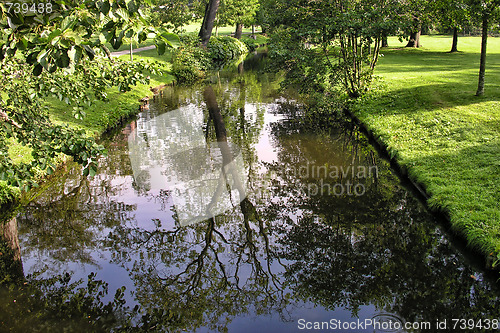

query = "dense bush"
(207, 36), (248, 62)
(171, 45), (211, 84)
(179, 33), (201, 48)
(172, 35), (249, 83)
(0, 181), (20, 206)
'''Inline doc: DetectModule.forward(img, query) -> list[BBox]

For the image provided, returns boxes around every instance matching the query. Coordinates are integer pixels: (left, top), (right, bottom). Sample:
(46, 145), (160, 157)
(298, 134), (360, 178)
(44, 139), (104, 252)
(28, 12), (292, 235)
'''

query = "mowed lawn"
(353, 35), (500, 258)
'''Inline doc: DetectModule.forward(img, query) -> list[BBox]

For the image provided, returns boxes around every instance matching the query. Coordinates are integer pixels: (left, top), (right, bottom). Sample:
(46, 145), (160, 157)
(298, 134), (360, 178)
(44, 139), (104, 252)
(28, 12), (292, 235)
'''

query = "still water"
(5, 54), (500, 332)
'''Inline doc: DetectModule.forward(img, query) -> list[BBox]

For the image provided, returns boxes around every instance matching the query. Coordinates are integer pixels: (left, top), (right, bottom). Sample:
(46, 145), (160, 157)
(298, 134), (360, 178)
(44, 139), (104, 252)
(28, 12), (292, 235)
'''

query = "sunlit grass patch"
(353, 35), (500, 257)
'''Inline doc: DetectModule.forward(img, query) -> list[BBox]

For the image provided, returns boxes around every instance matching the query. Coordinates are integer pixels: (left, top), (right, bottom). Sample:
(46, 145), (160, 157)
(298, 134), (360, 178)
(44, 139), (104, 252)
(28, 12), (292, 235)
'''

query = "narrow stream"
(4, 52), (500, 332)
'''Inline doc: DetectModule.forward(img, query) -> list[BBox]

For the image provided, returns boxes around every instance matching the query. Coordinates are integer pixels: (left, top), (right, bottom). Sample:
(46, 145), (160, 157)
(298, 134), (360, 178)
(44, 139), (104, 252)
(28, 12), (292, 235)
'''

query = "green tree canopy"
(217, 0), (259, 28)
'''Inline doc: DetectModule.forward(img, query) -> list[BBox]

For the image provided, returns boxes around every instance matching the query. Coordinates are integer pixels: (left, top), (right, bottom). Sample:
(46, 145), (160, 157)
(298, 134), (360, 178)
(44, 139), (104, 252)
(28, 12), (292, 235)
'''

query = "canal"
(2, 52), (500, 332)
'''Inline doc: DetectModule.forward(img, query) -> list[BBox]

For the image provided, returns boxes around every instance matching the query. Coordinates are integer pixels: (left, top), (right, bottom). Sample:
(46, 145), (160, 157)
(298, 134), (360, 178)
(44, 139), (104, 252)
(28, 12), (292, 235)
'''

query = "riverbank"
(49, 52), (175, 137)
(1, 50), (175, 210)
(352, 35), (500, 261)
(1, 34), (269, 209)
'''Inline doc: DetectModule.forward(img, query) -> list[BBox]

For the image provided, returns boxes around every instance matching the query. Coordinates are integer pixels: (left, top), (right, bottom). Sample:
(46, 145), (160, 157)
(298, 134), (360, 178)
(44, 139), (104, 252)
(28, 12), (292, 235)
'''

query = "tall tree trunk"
(450, 27), (459, 52)
(476, 13), (489, 96)
(381, 33), (388, 48)
(199, 0), (221, 47)
(406, 30), (421, 47)
(235, 23), (243, 39)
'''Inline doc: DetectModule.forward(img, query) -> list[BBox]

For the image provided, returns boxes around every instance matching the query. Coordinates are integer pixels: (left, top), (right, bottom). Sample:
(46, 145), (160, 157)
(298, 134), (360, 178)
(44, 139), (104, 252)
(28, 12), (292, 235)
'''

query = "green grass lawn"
(353, 35), (500, 258)
(182, 20), (261, 36)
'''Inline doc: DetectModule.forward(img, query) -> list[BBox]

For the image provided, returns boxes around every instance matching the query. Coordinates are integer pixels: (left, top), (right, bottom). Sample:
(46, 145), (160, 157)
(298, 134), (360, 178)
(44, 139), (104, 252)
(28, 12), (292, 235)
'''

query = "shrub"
(179, 33), (200, 48)
(207, 36), (248, 62)
(171, 46), (211, 84)
(172, 36), (249, 83)
(0, 181), (20, 206)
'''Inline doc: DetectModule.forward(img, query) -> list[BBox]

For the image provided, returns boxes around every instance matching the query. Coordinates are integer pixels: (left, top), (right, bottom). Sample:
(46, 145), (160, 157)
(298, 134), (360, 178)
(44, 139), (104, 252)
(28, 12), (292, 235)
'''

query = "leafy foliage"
(0, 181), (20, 206)
(148, 0), (204, 32)
(431, 0), (472, 32)
(217, 0), (259, 27)
(171, 47), (207, 83)
(0, 0), (178, 196)
(267, 0), (401, 99)
(0, 0), (180, 65)
(172, 35), (248, 83)
(208, 35), (248, 61)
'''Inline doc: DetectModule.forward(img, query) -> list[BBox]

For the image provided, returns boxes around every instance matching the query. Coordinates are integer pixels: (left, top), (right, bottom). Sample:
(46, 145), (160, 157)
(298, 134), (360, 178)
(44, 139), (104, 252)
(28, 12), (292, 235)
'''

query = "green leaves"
(99, 0), (111, 15)
(267, 0), (395, 99)
(55, 50), (71, 68)
(116, 8), (130, 21)
(68, 46), (83, 64)
(33, 64), (43, 76)
(0, 0), (173, 70)
(0, 0), (178, 192)
(154, 31), (180, 55)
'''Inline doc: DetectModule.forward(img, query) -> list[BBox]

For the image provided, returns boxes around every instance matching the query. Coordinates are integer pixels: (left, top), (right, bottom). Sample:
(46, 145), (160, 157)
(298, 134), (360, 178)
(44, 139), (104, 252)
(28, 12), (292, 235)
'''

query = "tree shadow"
(377, 48), (499, 74)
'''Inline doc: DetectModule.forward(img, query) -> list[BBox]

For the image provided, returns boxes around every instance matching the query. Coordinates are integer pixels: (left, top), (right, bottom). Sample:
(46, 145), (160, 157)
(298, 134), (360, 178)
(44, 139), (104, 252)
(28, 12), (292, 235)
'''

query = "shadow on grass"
(367, 82), (500, 119)
(377, 44), (500, 71)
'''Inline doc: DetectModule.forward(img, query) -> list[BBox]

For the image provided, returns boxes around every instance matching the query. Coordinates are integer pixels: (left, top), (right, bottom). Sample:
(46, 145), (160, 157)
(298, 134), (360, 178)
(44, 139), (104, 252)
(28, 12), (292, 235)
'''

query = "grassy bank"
(352, 35), (500, 259)
(49, 51), (175, 136)
(2, 49), (175, 209)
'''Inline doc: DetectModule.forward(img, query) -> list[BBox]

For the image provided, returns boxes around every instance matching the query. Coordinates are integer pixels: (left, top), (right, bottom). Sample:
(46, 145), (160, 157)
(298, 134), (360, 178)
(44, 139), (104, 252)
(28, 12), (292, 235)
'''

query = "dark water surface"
(4, 53), (500, 332)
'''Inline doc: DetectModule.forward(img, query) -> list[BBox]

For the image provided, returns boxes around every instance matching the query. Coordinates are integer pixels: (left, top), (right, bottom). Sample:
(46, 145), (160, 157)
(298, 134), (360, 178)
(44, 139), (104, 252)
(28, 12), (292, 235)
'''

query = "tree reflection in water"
(4, 54), (500, 332)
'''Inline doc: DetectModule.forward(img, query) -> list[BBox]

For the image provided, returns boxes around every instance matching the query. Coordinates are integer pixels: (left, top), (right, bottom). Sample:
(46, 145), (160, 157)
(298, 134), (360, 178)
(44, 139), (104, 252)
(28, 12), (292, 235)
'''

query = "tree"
(400, 0), (433, 48)
(149, 0), (204, 32)
(255, 0), (273, 34)
(267, 0), (401, 98)
(199, 0), (221, 47)
(432, 0), (471, 52)
(474, 0), (500, 96)
(217, 0), (259, 39)
(0, 0), (178, 194)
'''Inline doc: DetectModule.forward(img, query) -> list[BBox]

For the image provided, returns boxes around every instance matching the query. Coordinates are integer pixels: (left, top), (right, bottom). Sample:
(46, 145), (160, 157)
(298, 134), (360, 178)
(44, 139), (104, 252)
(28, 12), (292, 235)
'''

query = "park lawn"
(352, 35), (500, 258)
(47, 50), (174, 136)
